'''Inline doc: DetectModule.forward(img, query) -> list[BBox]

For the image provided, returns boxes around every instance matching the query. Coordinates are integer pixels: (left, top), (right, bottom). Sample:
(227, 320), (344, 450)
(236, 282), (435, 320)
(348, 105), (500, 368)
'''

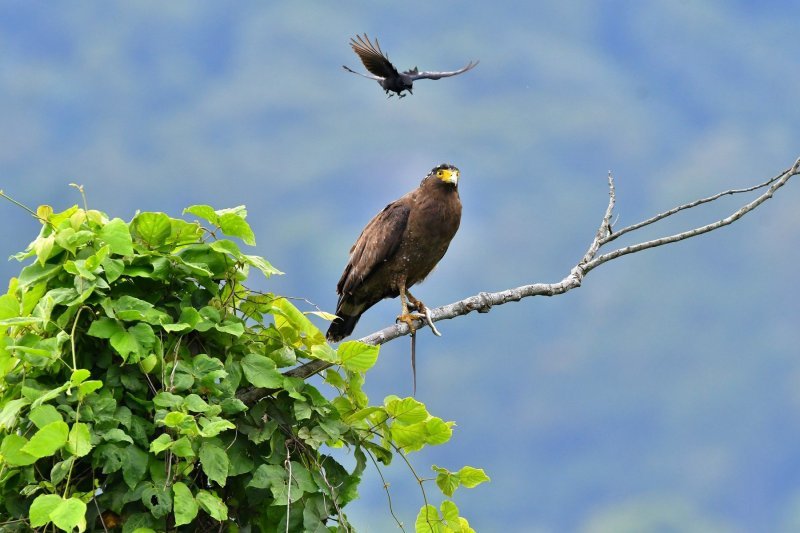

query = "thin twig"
(364, 447), (406, 531)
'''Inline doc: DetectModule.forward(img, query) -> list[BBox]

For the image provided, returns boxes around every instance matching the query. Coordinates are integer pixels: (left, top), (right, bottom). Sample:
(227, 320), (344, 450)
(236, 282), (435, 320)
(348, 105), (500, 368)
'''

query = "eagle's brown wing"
(327, 201), (410, 342)
(337, 201), (410, 297)
(349, 33), (400, 79)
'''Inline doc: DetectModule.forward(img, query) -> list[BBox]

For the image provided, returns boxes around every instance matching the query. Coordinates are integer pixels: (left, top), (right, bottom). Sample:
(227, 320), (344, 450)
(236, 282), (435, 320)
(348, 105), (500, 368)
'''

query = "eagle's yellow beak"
(438, 168), (459, 185)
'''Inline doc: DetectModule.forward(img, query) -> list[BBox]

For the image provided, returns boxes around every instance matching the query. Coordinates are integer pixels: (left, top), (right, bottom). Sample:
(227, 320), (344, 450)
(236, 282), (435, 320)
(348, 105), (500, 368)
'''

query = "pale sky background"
(2, 2), (800, 531)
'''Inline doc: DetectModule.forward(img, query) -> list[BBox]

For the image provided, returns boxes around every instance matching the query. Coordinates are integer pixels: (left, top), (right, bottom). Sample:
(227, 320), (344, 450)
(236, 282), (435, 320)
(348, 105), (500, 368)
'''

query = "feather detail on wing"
(407, 60), (479, 80)
(337, 202), (410, 297)
(349, 33), (400, 79)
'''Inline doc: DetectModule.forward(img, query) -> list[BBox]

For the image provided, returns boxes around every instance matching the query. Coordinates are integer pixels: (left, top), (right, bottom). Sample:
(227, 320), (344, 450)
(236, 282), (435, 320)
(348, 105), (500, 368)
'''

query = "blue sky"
(2, 2), (799, 531)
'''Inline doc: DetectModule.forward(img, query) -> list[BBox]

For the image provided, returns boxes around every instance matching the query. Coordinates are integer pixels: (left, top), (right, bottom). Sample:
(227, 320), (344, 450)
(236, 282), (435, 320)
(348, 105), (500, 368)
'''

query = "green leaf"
(78, 380), (103, 400)
(0, 433), (37, 466)
(173, 482), (199, 526)
(198, 417), (236, 438)
(457, 466), (491, 489)
(241, 353), (283, 388)
(99, 217), (134, 256)
(131, 212), (172, 248)
(171, 436), (195, 458)
(183, 394), (211, 413)
(33, 233), (55, 266)
(110, 322), (156, 361)
(243, 254), (282, 278)
(338, 340), (379, 372)
(271, 297), (324, 345)
(196, 490), (228, 521)
(0, 293), (20, 319)
(101, 428), (134, 444)
(415, 504), (442, 533)
(50, 497), (87, 532)
(425, 417), (453, 445)
(123, 445), (149, 489)
(29, 404), (63, 429)
(66, 422), (93, 457)
(87, 317), (124, 339)
(183, 204), (218, 225)
(0, 398), (30, 430)
(18, 262), (61, 289)
(21, 420), (69, 458)
(141, 482), (172, 519)
(149, 434), (173, 454)
(385, 396), (428, 424)
(199, 441), (229, 487)
(29, 494), (62, 528)
(433, 465), (460, 498)
(218, 211), (255, 245)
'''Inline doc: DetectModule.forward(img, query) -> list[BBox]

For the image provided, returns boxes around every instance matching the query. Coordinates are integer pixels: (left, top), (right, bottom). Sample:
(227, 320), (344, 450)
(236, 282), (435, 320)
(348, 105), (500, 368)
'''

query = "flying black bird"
(343, 34), (478, 98)
(327, 163), (462, 342)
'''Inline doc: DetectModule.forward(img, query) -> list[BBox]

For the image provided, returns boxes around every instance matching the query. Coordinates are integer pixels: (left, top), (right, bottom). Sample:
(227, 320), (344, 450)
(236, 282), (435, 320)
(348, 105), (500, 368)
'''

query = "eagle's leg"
(396, 286), (419, 333)
(405, 290), (442, 337)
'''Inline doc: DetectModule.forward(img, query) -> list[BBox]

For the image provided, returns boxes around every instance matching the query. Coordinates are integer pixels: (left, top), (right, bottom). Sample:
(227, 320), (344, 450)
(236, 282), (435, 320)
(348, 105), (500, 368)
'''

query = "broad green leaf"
(0, 398), (30, 430)
(171, 436), (195, 458)
(66, 422), (93, 457)
(78, 380), (103, 400)
(208, 239), (243, 258)
(433, 465), (460, 498)
(18, 262), (61, 289)
(218, 211), (255, 245)
(123, 445), (149, 489)
(183, 204), (218, 225)
(29, 404), (63, 429)
(0, 293), (19, 319)
(385, 396), (427, 425)
(173, 482), (198, 526)
(425, 418), (453, 445)
(415, 504), (442, 533)
(310, 344), (339, 364)
(196, 490), (228, 521)
(87, 317), (124, 339)
(153, 391), (184, 409)
(241, 353), (283, 388)
(389, 421), (428, 452)
(131, 212), (172, 248)
(141, 482), (172, 519)
(99, 217), (134, 256)
(338, 340), (379, 372)
(110, 322), (156, 361)
(198, 417), (235, 438)
(113, 295), (168, 324)
(271, 297), (324, 345)
(0, 433), (37, 466)
(21, 420), (69, 458)
(149, 434), (173, 454)
(33, 233), (55, 266)
(29, 494), (62, 528)
(247, 464), (285, 489)
(70, 368), (91, 385)
(457, 466), (490, 489)
(243, 254), (282, 278)
(183, 394), (211, 413)
(199, 441), (229, 487)
(101, 428), (134, 444)
(50, 497), (87, 532)
(0, 316), (43, 327)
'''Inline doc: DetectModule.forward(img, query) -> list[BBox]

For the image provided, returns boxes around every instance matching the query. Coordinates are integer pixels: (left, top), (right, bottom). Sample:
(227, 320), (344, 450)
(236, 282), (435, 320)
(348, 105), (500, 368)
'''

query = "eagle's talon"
(396, 312), (423, 332)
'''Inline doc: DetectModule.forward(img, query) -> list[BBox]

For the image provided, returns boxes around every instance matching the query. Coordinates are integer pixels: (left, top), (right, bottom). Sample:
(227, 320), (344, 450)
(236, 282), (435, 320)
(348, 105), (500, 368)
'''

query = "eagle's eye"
(436, 170), (444, 177)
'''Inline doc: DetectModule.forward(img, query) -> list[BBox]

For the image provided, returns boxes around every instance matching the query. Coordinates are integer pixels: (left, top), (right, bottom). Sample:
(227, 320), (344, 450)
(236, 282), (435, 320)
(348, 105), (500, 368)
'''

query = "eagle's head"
(425, 163), (459, 188)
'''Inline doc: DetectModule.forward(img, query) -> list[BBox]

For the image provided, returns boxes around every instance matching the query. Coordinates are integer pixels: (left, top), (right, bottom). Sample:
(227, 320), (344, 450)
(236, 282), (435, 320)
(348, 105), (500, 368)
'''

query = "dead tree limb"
(282, 157), (800, 382)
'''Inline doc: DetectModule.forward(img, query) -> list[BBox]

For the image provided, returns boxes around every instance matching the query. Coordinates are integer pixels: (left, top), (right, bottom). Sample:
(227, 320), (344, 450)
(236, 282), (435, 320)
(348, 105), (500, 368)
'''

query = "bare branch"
(276, 157), (800, 384)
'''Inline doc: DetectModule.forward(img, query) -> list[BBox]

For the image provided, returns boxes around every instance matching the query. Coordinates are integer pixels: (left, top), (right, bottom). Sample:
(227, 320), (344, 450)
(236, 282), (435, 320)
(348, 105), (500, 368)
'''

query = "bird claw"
(396, 309), (441, 337)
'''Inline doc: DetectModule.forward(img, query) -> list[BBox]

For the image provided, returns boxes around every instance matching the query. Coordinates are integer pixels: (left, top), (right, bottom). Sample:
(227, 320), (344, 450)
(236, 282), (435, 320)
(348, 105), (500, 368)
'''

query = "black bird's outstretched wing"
(348, 33), (400, 79)
(406, 60), (479, 80)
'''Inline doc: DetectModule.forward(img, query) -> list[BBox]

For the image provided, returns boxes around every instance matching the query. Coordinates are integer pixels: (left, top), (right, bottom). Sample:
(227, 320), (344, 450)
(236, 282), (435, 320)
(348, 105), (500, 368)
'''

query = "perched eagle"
(343, 34), (478, 98)
(327, 164), (462, 342)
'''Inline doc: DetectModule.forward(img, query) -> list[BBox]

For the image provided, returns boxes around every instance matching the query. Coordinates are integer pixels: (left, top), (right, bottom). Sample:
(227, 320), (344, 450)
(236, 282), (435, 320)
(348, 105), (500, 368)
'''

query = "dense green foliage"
(0, 202), (487, 532)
